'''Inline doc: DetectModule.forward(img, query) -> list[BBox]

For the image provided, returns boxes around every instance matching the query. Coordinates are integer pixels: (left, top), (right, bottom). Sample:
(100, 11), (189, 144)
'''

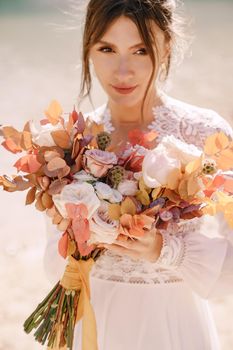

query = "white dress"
(43, 94), (233, 350)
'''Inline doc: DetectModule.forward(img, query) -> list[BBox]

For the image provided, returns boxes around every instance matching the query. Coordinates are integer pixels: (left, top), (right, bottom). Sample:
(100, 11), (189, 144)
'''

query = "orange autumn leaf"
(120, 196), (137, 216)
(108, 203), (121, 220)
(216, 148), (233, 170)
(47, 157), (66, 172)
(25, 186), (37, 205)
(204, 132), (230, 156)
(14, 154), (42, 173)
(128, 129), (158, 148)
(2, 138), (22, 153)
(51, 130), (71, 149)
(20, 131), (33, 151)
(44, 100), (63, 125)
(58, 231), (69, 259)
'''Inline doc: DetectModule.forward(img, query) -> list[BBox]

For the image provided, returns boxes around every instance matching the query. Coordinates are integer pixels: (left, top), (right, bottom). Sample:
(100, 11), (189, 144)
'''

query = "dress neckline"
(100, 91), (172, 134)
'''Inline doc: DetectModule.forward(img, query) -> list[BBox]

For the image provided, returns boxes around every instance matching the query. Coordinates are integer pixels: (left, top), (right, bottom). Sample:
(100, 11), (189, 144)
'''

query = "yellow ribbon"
(47, 256), (98, 350)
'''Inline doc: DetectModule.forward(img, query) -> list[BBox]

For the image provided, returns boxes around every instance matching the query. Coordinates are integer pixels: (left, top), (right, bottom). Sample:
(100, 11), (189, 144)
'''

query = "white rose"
(117, 180), (138, 196)
(29, 120), (65, 147)
(109, 189), (123, 203)
(142, 144), (181, 188)
(160, 135), (202, 166)
(73, 170), (96, 182)
(94, 182), (114, 200)
(88, 201), (119, 244)
(53, 182), (100, 219)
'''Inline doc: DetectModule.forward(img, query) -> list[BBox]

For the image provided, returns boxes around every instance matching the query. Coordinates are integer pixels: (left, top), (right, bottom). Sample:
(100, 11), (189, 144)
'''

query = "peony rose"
(83, 149), (118, 178)
(142, 144), (181, 188)
(53, 181), (100, 219)
(117, 180), (138, 196)
(29, 120), (65, 147)
(159, 135), (202, 166)
(88, 201), (119, 244)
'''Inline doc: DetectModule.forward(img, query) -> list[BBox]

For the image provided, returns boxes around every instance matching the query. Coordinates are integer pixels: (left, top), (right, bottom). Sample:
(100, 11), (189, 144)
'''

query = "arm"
(155, 215), (233, 299)
(43, 214), (67, 285)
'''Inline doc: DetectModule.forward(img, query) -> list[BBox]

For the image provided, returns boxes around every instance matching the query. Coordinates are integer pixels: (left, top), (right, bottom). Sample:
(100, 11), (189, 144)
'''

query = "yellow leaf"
(21, 131), (33, 150)
(108, 203), (121, 220)
(215, 132), (230, 150)
(216, 148), (233, 170)
(121, 197), (137, 215)
(167, 168), (182, 190)
(67, 238), (77, 256)
(201, 198), (217, 216)
(224, 202), (233, 229)
(185, 155), (203, 174)
(44, 100), (63, 125)
(152, 187), (162, 200)
(136, 190), (150, 206)
(178, 179), (188, 200)
(204, 132), (230, 156)
(139, 176), (151, 194)
(187, 174), (201, 196)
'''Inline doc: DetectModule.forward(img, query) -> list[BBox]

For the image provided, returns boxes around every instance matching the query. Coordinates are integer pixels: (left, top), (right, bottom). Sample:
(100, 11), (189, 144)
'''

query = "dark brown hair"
(79, 0), (185, 116)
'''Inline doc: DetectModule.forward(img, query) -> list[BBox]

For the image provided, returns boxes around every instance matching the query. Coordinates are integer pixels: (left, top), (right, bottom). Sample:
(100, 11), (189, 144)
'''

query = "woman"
(44, 1), (233, 349)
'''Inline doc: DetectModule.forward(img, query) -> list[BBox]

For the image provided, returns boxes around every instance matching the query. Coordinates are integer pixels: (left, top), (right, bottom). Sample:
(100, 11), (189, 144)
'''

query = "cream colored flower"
(142, 144), (181, 188)
(53, 181), (100, 219)
(88, 201), (119, 244)
(159, 135), (202, 166)
(29, 120), (64, 147)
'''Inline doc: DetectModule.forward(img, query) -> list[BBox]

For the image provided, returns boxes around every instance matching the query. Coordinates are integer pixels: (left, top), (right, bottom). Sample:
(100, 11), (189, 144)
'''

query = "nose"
(114, 57), (134, 81)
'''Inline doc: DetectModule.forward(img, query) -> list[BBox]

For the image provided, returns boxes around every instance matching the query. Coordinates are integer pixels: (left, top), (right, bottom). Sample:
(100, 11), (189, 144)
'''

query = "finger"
(104, 243), (140, 259)
(113, 238), (141, 250)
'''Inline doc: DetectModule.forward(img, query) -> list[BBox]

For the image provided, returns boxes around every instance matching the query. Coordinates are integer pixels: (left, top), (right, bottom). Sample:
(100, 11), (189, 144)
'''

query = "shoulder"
(83, 103), (107, 124)
(83, 103), (114, 133)
(163, 95), (233, 148)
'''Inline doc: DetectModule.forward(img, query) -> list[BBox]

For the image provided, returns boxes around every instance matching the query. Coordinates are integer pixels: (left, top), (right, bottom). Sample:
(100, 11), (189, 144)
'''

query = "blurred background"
(0, 1), (233, 349)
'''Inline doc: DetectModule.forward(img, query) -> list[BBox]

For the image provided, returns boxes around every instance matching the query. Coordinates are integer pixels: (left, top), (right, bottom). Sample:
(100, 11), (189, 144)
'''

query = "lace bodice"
(84, 94), (233, 285)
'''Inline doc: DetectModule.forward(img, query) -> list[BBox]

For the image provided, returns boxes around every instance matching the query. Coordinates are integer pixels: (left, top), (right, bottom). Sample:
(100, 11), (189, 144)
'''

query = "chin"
(109, 94), (143, 108)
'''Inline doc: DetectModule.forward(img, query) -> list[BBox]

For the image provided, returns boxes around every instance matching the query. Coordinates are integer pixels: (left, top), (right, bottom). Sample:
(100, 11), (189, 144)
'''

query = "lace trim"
(156, 232), (186, 269)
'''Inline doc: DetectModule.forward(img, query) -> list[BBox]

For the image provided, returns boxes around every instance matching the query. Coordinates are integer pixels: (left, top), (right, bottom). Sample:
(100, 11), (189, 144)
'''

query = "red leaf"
(74, 112), (85, 134)
(73, 217), (90, 243)
(71, 108), (79, 123)
(65, 203), (88, 219)
(58, 231), (68, 259)
(14, 154), (42, 173)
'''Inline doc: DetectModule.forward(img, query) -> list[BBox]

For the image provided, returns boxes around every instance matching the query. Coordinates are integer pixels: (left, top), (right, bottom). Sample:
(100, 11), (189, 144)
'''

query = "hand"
(97, 228), (163, 263)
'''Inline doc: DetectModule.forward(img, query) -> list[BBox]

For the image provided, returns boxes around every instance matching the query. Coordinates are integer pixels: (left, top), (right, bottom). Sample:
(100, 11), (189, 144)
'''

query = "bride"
(44, 1), (233, 349)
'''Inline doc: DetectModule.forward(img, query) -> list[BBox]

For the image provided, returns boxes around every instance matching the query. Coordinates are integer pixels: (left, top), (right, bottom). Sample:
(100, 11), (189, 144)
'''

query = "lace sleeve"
(154, 215), (233, 299)
(184, 109), (233, 149)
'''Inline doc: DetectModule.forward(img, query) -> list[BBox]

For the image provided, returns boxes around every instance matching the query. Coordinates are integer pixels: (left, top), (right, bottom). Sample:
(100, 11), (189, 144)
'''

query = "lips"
(111, 85), (137, 95)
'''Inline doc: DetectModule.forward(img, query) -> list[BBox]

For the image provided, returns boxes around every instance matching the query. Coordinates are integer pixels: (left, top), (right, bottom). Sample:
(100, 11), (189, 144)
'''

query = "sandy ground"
(0, 1), (233, 349)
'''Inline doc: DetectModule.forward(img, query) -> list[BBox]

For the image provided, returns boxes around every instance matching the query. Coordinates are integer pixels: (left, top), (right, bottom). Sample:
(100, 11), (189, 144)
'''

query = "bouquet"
(1, 100), (233, 349)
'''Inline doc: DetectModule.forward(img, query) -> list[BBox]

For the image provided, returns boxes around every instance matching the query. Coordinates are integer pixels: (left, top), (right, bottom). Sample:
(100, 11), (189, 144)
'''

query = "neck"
(107, 88), (165, 128)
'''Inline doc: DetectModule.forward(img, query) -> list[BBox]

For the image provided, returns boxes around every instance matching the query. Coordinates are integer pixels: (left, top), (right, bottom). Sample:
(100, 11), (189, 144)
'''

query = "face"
(89, 15), (169, 107)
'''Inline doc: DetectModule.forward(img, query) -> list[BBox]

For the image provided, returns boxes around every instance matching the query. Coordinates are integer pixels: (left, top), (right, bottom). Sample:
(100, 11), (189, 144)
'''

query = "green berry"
(96, 131), (111, 150)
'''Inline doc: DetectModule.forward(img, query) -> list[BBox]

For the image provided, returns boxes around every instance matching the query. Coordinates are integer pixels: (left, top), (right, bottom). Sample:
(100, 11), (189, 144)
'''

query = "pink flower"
(83, 149), (117, 178)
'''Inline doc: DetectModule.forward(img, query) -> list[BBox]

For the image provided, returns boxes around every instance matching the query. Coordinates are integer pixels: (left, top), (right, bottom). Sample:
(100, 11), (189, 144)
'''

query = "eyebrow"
(97, 40), (145, 49)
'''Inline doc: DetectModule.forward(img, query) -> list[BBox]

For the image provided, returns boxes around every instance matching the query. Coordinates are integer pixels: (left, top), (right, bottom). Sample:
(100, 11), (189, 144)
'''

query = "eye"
(135, 48), (148, 55)
(98, 46), (114, 53)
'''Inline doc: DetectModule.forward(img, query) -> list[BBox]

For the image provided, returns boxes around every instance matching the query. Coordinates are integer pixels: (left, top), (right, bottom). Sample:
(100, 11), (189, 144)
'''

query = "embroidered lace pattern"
(88, 95), (233, 285)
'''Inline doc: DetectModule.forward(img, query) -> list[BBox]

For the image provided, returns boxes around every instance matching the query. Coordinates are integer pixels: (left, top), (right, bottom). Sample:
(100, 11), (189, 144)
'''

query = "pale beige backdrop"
(0, 1), (232, 349)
